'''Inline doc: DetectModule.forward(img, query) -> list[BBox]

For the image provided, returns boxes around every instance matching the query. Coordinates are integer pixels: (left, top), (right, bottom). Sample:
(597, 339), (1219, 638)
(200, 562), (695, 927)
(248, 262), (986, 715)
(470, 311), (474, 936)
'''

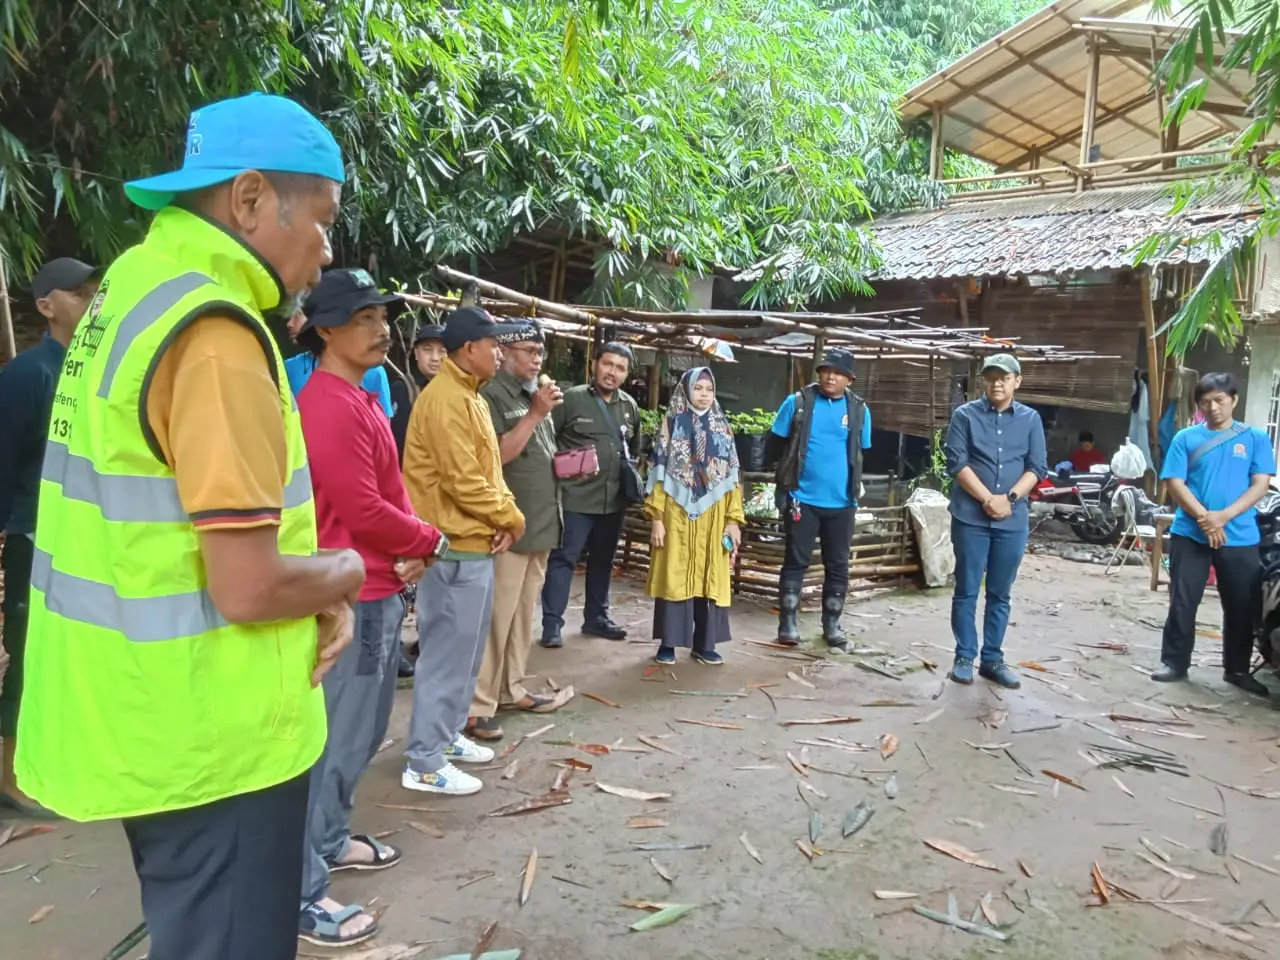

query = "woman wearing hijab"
(645, 367), (744, 664)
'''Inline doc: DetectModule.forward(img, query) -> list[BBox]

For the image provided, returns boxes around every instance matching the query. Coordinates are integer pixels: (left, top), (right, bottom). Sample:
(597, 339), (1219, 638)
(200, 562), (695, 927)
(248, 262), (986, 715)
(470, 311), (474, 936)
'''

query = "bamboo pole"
(1140, 269), (1163, 466)
(1079, 39), (1102, 178)
(0, 256), (15, 362)
(930, 104), (945, 180)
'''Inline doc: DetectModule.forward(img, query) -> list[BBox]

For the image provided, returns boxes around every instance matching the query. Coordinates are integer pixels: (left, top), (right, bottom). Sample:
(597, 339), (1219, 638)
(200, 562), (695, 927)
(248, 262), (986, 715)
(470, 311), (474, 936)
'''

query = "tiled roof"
(870, 180), (1261, 281)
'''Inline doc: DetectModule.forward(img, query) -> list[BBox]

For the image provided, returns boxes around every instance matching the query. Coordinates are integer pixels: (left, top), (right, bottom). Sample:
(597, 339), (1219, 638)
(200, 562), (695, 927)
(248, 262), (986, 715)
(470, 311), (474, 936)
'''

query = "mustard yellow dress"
(644, 483), (745, 607)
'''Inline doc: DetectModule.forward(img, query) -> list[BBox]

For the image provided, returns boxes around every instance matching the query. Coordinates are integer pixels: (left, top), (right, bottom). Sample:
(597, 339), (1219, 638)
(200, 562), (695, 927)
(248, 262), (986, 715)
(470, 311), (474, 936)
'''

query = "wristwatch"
(1007, 490), (1020, 504)
(431, 533), (451, 559)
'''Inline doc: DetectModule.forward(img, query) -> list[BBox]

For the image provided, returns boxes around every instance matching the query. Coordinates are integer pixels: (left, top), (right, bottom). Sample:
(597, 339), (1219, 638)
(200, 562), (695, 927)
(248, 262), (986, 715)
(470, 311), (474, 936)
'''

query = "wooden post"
(1151, 37), (1167, 154)
(1140, 269), (1163, 478)
(810, 332), (825, 382)
(0, 256), (15, 362)
(646, 353), (662, 410)
(929, 104), (945, 180)
(1079, 40), (1102, 189)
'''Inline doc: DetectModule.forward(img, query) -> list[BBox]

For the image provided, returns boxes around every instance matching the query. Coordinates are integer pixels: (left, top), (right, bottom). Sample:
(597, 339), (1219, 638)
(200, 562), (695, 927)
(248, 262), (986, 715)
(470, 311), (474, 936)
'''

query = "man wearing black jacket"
(765, 348), (871, 651)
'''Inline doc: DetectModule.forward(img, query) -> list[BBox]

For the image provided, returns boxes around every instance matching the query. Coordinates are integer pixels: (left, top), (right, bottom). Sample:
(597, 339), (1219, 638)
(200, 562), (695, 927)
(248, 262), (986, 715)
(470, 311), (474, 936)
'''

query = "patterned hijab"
(646, 367), (740, 519)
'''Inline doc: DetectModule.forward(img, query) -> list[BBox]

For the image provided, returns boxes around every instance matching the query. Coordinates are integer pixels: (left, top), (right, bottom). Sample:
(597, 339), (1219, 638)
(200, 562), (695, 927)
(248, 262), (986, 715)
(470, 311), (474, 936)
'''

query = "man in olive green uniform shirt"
(540, 343), (641, 647)
(467, 322), (572, 738)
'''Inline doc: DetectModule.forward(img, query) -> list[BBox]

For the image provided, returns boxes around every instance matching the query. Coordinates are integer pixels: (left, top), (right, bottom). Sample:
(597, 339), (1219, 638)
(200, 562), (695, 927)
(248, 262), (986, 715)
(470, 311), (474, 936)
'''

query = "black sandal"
(328, 833), (401, 874)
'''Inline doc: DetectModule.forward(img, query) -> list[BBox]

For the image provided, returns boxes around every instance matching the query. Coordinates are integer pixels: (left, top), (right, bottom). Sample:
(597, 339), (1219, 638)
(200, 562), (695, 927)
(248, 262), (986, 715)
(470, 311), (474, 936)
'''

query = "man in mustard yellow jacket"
(401, 307), (525, 796)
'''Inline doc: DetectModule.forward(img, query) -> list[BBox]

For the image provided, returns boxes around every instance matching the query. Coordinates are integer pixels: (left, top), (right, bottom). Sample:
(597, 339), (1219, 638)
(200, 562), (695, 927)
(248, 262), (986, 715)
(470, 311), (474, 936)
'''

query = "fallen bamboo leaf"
(519, 848), (538, 907)
(782, 716), (861, 727)
(879, 734), (900, 760)
(874, 890), (918, 900)
(1018, 660), (1050, 672)
(979, 893), (998, 927)
(990, 783), (1038, 796)
(799, 745), (811, 768)
(739, 832), (762, 864)
(798, 780), (828, 801)
(734, 764), (778, 771)
(1168, 797), (1222, 817)
(373, 829), (401, 841)
(1232, 854), (1280, 878)
(1209, 822), (1229, 856)
(583, 692), (621, 708)
(1092, 863), (1110, 904)
(786, 751), (808, 777)
(1041, 769), (1086, 791)
(620, 899), (676, 911)
(842, 800), (876, 838)
(628, 817), (669, 829)
(550, 766), (573, 792)
(1160, 877), (1181, 900)
(964, 741), (1012, 751)
(27, 905), (54, 925)
(884, 774), (899, 800)
(4, 823), (61, 847)
(1113, 776), (1134, 798)
(596, 783), (672, 802)
(577, 743), (612, 756)
(406, 820), (445, 839)
(809, 809), (822, 845)
(1019, 859), (1034, 877)
(949, 817), (985, 830)
(636, 734), (689, 759)
(642, 664), (664, 678)
(1136, 851), (1196, 880)
(629, 903), (697, 932)
(979, 707), (1008, 729)
(649, 857), (674, 884)
(1140, 900), (1255, 945)
(377, 802), (443, 813)
(1140, 837), (1171, 863)
(1226, 860), (1241, 883)
(487, 790), (573, 817)
(556, 757), (593, 771)
(458, 872), (496, 891)
(675, 718), (744, 730)
(795, 839), (819, 861)
(502, 759), (519, 780)
(787, 671), (816, 689)
(913, 905), (1010, 941)
(496, 721), (557, 759)
(923, 838), (1000, 871)
(914, 708), (944, 725)
(470, 920), (499, 960)
(862, 699), (915, 707)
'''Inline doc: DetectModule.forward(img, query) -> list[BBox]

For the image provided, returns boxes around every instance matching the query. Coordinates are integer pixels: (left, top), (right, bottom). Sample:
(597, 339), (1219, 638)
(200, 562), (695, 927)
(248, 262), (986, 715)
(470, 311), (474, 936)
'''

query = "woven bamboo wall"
(617, 505), (921, 605)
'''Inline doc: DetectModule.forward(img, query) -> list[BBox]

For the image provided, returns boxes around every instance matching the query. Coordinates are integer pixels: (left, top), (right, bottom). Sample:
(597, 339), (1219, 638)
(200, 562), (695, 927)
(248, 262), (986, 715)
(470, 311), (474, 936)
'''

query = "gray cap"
(982, 353), (1021, 376)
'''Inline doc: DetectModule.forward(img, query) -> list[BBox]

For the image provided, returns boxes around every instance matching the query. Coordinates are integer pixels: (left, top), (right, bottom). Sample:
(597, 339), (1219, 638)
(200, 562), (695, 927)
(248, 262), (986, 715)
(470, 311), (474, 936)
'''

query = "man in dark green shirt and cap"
(539, 343), (641, 647)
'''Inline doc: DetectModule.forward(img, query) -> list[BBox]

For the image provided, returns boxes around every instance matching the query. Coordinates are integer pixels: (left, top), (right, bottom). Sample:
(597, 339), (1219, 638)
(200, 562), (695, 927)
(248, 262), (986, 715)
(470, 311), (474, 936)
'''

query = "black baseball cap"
(816, 347), (855, 380)
(32, 258), (100, 300)
(413, 323), (446, 346)
(441, 306), (522, 352)
(301, 268), (405, 332)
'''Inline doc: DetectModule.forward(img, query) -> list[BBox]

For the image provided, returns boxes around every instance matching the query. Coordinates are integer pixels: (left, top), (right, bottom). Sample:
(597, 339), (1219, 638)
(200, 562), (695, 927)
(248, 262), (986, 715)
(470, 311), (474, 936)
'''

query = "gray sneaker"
(979, 661), (1021, 689)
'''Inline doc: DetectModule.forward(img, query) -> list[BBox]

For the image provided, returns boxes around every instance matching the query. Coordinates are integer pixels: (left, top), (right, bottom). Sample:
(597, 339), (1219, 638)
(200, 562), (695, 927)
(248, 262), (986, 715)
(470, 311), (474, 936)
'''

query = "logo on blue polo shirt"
(1233, 443), (1247, 458)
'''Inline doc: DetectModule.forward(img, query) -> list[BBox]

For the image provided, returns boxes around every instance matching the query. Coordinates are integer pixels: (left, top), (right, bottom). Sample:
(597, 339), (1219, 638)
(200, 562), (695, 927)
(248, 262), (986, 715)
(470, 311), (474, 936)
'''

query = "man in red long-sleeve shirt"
(294, 268), (447, 948)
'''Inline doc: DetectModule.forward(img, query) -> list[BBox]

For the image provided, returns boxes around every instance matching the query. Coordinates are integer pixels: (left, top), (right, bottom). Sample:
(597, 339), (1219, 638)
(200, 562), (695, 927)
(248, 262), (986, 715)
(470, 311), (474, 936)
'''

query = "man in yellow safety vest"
(16, 93), (366, 960)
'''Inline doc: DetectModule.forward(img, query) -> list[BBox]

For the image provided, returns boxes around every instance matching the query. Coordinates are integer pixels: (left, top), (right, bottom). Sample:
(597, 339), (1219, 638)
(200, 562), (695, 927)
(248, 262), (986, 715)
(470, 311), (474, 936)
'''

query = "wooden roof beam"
(1021, 58), (1159, 143)
(995, 89), (1157, 171)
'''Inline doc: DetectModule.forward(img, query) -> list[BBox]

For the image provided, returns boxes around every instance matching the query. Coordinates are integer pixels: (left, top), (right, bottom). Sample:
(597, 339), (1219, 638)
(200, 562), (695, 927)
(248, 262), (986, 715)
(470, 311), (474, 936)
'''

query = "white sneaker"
(444, 733), (495, 765)
(402, 762), (482, 796)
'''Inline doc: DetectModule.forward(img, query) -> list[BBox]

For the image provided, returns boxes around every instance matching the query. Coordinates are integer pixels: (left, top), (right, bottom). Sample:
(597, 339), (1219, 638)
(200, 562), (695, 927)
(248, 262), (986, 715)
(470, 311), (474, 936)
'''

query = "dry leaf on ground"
(1018, 859), (1034, 877)
(1042, 769), (1087, 791)
(990, 783), (1038, 797)
(470, 920), (499, 959)
(922, 838), (1001, 871)
(786, 751), (808, 777)
(577, 743), (612, 756)
(739, 832), (763, 864)
(782, 716), (861, 727)
(487, 790), (573, 817)
(628, 817), (669, 829)
(1092, 863), (1110, 904)
(914, 709), (944, 725)
(519, 848), (538, 907)
(786, 671), (816, 689)
(676, 718), (744, 730)
(596, 783), (672, 802)
(502, 759), (519, 780)
(27, 905), (54, 924)
(1113, 776), (1134, 798)
(879, 734), (900, 759)
(795, 839), (819, 861)
(874, 890), (918, 900)
(649, 857), (674, 883)
(406, 820), (444, 839)
(583, 692), (621, 708)
(636, 734), (689, 759)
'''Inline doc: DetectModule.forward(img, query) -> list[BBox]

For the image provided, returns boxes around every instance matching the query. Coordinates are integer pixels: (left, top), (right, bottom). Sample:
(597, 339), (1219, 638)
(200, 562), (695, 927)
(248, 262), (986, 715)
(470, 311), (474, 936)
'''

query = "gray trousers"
(300, 592), (406, 905)
(405, 558), (495, 774)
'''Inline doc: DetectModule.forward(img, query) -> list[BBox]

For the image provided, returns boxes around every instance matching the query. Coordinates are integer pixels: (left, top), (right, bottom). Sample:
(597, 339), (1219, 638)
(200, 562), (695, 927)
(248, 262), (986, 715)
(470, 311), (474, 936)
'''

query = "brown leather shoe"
(465, 716), (504, 741)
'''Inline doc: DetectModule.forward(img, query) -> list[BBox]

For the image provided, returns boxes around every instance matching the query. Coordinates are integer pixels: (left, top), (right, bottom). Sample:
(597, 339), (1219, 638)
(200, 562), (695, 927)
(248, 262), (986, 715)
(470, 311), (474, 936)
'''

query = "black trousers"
(541, 509), (625, 632)
(1161, 534), (1260, 675)
(0, 533), (33, 737)
(780, 503), (855, 598)
(122, 772), (310, 960)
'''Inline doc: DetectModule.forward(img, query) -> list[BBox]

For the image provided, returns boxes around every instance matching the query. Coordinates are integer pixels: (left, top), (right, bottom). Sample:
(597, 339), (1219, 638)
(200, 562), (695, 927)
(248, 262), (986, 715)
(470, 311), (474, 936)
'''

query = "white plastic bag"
(1110, 438), (1148, 480)
(905, 488), (954, 587)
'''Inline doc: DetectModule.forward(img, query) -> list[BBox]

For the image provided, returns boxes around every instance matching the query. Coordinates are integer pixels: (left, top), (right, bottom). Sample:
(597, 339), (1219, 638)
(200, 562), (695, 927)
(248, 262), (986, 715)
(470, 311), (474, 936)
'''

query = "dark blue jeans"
(541, 510), (625, 633)
(950, 517), (1028, 664)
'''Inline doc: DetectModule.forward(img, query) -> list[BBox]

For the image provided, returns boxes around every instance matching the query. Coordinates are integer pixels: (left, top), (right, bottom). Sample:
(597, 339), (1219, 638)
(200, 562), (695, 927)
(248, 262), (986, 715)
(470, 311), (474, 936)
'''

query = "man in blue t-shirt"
(1153, 372), (1275, 697)
(766, 348), (871, 651)
(284, 302), (395, 417)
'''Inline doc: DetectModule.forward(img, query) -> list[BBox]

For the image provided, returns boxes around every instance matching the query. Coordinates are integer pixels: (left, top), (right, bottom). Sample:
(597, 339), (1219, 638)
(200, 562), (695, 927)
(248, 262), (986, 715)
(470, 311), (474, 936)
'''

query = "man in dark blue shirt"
(1152, 372), (1275, 696)
(767, 348), (872, 651)
(0, 257), (98, 814)
(945, 354), (1047, 688)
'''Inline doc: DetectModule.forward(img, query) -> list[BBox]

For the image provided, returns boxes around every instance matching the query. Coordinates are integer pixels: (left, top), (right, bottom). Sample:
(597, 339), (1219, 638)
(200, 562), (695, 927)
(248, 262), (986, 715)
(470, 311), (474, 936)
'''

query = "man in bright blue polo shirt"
(1153, 372), (1275, 697)
(285, 309), (394, 417)
(766, 348), (871, 651)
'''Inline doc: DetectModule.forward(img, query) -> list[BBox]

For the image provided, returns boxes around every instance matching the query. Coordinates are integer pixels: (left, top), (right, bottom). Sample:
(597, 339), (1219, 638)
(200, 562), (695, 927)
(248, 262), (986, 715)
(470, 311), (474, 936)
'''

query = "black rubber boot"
(777, 589), (801, 646)
(821, 593), (848, 652)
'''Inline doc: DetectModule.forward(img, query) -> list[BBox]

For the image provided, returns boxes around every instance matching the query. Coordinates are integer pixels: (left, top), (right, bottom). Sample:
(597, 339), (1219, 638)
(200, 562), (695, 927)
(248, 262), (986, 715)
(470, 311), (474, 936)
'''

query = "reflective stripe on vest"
(30, 546), (227, 643)
(42, 441), (314, 524)
(97, 271), (213, 399)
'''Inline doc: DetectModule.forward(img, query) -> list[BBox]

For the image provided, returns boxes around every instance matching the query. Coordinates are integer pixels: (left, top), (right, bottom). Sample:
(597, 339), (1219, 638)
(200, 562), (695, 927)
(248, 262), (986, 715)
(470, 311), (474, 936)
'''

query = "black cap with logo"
(301, 268), (405, 332)
(816, 347), (856, 380)
(32, 258), (100, 301)
(441, 306), (523, 352)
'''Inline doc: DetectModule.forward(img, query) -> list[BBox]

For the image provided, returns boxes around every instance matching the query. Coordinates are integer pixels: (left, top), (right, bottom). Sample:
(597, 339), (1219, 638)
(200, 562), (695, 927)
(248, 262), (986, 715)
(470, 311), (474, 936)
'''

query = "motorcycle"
(1029, 467), (1151, 545)
(1254, 488), (1280, 675)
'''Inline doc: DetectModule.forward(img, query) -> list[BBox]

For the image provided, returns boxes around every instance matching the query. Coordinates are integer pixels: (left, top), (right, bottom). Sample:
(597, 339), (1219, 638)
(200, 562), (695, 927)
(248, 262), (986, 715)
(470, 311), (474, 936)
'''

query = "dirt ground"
(3, 554), (1279, 960)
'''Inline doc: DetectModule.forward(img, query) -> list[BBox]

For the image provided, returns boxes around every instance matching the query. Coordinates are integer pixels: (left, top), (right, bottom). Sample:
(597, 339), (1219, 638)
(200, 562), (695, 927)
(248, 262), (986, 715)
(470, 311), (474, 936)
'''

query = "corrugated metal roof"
(900, 1), (1252, 170)
(871, 180), (1260, 280)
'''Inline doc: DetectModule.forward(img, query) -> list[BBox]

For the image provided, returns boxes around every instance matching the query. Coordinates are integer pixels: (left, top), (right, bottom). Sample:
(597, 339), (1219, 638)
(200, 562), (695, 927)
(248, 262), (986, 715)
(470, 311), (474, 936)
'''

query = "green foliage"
(1139, 0), (1280, 353)
(0, 0), (1034, 306)
(911, 427), (953, 495)
(726, 407), (778, 435)
(639, 405), (668, 435)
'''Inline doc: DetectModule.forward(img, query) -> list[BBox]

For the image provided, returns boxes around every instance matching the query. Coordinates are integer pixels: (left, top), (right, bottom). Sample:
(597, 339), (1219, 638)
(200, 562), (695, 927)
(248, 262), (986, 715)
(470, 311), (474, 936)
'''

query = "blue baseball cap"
(125, 92), (345, 211)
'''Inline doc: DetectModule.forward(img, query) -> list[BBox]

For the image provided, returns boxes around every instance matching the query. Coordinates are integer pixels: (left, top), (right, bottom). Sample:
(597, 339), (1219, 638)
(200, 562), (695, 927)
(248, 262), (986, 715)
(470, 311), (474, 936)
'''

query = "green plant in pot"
(727, 408), (777, 472)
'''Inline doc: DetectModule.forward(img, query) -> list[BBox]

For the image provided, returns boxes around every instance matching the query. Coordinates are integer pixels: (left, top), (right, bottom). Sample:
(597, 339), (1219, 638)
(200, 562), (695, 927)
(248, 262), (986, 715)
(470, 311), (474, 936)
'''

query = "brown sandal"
(465, 716), (504, 741)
